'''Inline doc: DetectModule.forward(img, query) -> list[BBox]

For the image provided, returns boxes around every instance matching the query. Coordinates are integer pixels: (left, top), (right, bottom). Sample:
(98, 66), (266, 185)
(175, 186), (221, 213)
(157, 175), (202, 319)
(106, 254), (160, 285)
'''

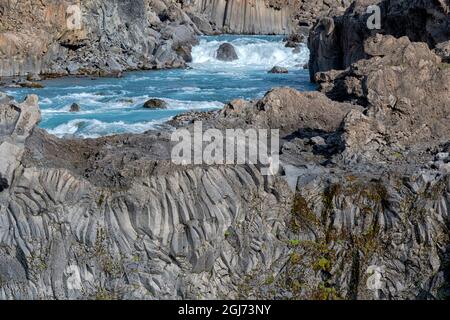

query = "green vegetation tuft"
(290, 194), (319, 232)
(439, 62), (450, 70)
(290, 252), (301, 265)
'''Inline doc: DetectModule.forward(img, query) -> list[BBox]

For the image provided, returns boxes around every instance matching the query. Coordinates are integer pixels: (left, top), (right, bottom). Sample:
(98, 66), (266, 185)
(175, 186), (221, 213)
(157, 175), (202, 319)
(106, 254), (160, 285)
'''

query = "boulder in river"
(216, 43), (238, 62)
(268, 66), (289, 74)
(19, 81), (44, 89)
(143, 99), (168, 110)
(284, 33), (305, 48)
(69, 103), (81, 113)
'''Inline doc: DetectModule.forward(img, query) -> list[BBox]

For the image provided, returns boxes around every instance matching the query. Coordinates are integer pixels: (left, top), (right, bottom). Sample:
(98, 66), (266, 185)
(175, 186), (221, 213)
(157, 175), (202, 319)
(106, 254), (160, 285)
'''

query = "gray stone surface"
(0, 0), (203, 77)
(216, 43), (238, 62)
(1, 79), (449, 299)
(268, 66), (289, 74)
(308, 0), (450, 80)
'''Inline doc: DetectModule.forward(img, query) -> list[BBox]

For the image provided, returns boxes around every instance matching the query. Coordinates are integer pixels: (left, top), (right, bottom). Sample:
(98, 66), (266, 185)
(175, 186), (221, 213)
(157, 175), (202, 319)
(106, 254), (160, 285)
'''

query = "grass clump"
(290, 252), (302, 265)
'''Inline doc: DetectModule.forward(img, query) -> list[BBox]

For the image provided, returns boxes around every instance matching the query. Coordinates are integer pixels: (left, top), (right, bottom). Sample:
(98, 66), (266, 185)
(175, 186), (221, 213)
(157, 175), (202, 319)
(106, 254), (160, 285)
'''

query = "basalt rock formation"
(1, 0), (450, 301)
(0, 0), (203, 78)
(0, 0), (352, 79)
(308, 0), (450, 79)
(183, 0), (350, 35)
(1, 74), (449, 299)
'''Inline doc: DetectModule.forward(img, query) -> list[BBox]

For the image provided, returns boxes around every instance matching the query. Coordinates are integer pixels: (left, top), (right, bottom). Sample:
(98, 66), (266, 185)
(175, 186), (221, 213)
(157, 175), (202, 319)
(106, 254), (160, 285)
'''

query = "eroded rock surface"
(308, 0), (450, 79)
(313, 34), (450, 164)
(1, 80), (449, 299)
(183, 0), (350, 34)
(0, 0), (450, 301)
(0, 0), (203, 77)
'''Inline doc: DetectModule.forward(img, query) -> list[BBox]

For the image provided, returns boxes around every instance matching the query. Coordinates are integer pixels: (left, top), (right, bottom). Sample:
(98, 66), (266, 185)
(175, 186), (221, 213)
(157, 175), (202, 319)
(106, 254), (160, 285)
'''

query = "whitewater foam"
(47, 118), (168, 139)
(7, 35), (314, 138)
(191, 37), (309, 70)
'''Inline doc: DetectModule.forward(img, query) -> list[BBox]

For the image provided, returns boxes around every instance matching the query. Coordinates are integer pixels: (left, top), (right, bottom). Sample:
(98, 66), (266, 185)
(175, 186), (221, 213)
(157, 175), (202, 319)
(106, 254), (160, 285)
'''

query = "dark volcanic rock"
(143, 98), (168, 109)
(1, 0), (450, 302)
(216, 43), (239, 62)
(69, 103), (81, 113)
(0, 0), (207, 77)
(308, 0), (450, 80)
(19, 81), (44, 89)
(284, 33), (306, 48)
(2, 86), (450, 300)
(315, 34), (450, 163)
(268, 66), (289, 74)
(213, 88), (362, 136)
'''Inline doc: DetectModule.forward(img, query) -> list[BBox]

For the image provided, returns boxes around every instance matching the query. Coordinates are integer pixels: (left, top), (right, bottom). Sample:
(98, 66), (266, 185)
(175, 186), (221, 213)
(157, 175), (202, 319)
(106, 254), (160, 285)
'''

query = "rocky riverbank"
(0, 0), (449, 300)
(0, 0), (352, 79)
(0, 0), (203, 78)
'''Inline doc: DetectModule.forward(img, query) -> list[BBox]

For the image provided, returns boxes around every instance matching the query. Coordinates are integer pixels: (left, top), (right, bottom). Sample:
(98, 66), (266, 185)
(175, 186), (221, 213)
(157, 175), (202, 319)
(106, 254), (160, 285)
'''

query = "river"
(5, 35), (314, 138)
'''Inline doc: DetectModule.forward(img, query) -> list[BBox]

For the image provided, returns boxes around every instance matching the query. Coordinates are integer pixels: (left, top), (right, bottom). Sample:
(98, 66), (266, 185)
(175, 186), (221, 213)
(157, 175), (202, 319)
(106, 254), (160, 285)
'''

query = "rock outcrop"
(313, 34), (450, 164)
(435, 41), (450, 63)
(0, 0), (203, 78)
(143, 98), (168, 109)
(308, 0), (450, 79)
(69, 103), (81, 113)
(182, 0), (350, 35)
(183, 0), (293, 34)
(268, 66), (289, 74)
(0, 93), (295, 299)
(1, 83), (449, 299)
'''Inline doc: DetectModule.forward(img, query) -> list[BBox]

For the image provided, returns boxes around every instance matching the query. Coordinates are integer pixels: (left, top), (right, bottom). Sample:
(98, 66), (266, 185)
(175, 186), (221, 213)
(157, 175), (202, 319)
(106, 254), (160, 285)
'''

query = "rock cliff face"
(1, 76), (449, 299)
(184, 0), (293, 34)
(308, 0), (450, 79)
(0, 0), (202, 77)
(0, 0), (352, 78)
(183, 0), (350, 34)
(1, 0), (450, 301)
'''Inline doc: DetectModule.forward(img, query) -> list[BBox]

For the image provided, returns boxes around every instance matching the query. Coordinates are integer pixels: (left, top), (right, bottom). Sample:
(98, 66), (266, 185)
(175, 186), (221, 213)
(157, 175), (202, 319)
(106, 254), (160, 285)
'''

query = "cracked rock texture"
(0, 81), (449, 299)
(0, 0), (450, 301)
(308, 0), (450, 78)
(183, 0), (350, 34)
(0, 0), (202, 77)
(313, 34), (450, 164)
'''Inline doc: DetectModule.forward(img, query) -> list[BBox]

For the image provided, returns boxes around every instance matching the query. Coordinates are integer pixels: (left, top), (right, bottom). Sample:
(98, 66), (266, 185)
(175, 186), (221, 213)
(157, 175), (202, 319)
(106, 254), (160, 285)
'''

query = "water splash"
(191, 36), (309, 70)
(6, 36), (313, 138)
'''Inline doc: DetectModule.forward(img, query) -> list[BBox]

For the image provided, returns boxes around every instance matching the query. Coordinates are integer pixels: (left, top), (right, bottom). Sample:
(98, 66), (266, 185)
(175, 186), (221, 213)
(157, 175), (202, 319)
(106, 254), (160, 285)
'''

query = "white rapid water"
(46, 118), (168, 139)
(7, 36), (314, 139)
(191, 36), (310, 70)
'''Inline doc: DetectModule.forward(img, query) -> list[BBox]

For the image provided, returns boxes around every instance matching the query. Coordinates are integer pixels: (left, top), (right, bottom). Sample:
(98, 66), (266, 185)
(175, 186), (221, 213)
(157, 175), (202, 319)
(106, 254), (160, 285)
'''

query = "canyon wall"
(183, 0), (350, 34)
(0, 0), (352, 77)
(308, 0), (450, 79)
(1, 64), (449, 299)
(0, 0), (201, 77)
(184, 0), (293, 34)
